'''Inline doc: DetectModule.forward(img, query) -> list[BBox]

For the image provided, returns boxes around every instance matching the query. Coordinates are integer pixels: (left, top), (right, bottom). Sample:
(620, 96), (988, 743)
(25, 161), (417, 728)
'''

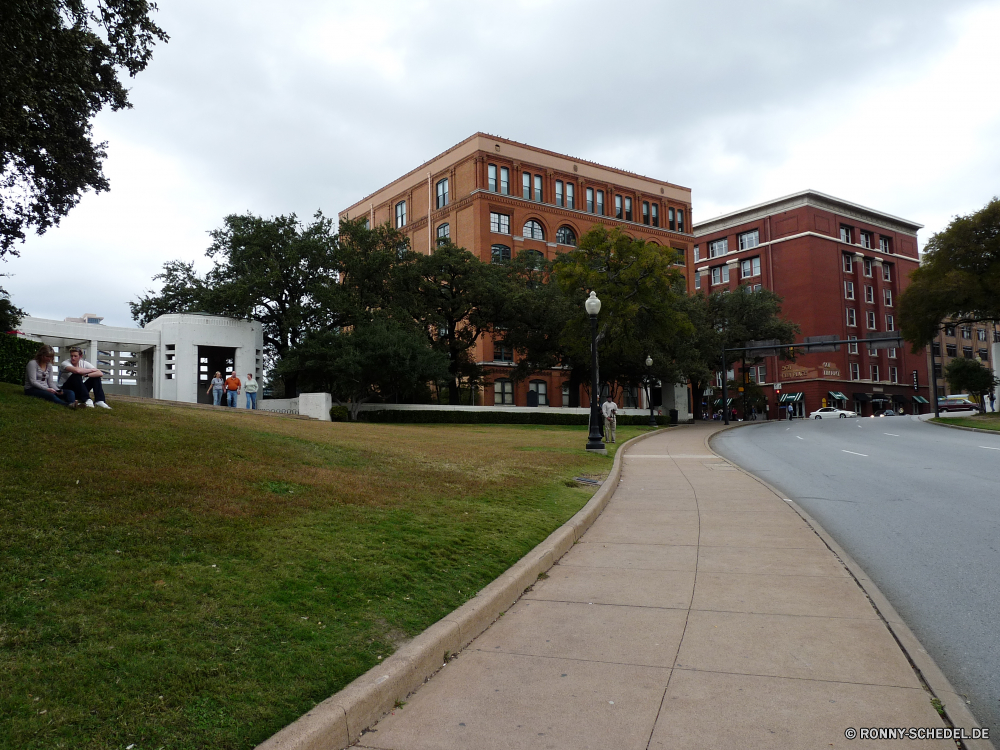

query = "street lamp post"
(585, 292), (605, 452)
(645, 355), (657, 427)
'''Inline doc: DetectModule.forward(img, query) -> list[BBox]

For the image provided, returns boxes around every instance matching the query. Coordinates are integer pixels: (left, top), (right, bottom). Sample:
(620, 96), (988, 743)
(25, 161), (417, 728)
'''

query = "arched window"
(436, 178), (449, 208)
(494, 378), (514, 405)
(556, 226), (576, 246)
(491, 244), (511, 264)
(525, 249), (544, 270)
(529, 380), (548, 406)
(436, 223), (450, 246)
(522, 220), (544, 240)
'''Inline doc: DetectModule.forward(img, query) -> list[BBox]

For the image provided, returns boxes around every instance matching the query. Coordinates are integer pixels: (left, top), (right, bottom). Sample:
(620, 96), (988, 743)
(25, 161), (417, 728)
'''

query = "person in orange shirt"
(224, 370), (241, 407)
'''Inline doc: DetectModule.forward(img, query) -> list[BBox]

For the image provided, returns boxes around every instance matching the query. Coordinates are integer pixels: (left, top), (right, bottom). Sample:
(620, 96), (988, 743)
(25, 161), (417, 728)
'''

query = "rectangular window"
(522, 172), (531, 200)
(586, 187), (594, 213)
(711, 266), (730, 285)
(596, 190), (605, 215)
(740, 256), (760, 278)
(880, 236), (891, 253)
(945, 324), (955, 336)
(850, 362), (860, 380)
(848, 335), (858, 354)
(977, 328), (987, 341)
(843, 254), (854, 272)
(871, 365), (880, 381)
(946, 343), (957, 357)
(886, 314), (895, 331)
(840, 225), (853, 243)
(693, 245), (701, 262)
(642, 201), (650, 225)
(395, 200), (406, 228)
(436, 178), (449, 209)
(884, 289), (892, 306)
(494, 341), (514, 362)
(494, 379), (513, 405)
(888, 347), (897, 358)
(694, 273), (701, 290)
(651, 204), (659, 227)
(500, 167), (509, 195)
(931, 342), (941, 355)
(866, 311), (876, 329)
(490, 212), (510, 234)
(614, 195), (622, 219)
(847, 308), (857, 327)
(865, 285), (874, 303)
(890, 367), (898, 383)
(962, 326), (972, 339)
(933, 362), (943, 378)
(752, 283), (762, 291)
(882, 263), (892, 281)
(709, 238), (728, 258)
(739, 229), (759, 250)
(624, 197), (633, 221)
(488, 164), (497, 192)
(963, 346), (973, 359)
(565, 183), (574, 209)
(534, 174), (542, 202)
(668, 207), (676, 230)
(860, 230), (872, 249)
(746, 366), (756, 383)
(864, 259), (873, 277)
(555, 180), (564, 207)
(845, 281), (855, 299)
(757, 365), (767, 383)
(677, 209), (684, 232)
(528, 380), (548, 406)
(979, 348), (989, 360)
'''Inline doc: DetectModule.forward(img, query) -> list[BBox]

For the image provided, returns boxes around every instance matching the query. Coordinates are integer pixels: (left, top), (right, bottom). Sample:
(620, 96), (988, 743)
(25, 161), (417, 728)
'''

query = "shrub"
(0, 333), (40, 386)
(358, 409), (668, 426)
(329, 405), (349, 422)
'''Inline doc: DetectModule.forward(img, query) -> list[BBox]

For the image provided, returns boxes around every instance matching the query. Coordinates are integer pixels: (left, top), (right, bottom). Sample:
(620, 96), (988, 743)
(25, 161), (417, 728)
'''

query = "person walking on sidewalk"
(59, 346), (111, 409)
(244, 372), (258, 409)
(601, 394), (619, 443)
(224, 370), (241, 407)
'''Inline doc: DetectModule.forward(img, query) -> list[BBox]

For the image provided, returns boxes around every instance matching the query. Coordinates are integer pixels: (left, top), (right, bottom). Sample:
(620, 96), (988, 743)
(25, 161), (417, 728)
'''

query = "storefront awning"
(714, 398), (734, 406)
(828, 391), (848, 401)
(853, 392), (870, 402)
(872, 394), (891, 402)
(778, 392), (803, 403)
(913, 395), (929, 404)
(892, 394), (910, 403)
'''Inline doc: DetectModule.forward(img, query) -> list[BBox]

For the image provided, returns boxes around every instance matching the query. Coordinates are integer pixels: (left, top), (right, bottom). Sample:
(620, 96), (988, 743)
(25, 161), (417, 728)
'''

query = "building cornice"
(691, 230), (921, 268)
(693, 190), (923, 238)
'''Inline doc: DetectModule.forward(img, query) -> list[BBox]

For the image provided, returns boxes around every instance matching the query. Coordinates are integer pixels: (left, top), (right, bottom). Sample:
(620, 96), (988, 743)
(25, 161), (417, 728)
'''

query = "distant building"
(18, 313), (262, 404)
(63, 312), (104, 324)
(691, 190), (931, 417)
(930, 320), (999, 402)
(339, 132), (693, 413)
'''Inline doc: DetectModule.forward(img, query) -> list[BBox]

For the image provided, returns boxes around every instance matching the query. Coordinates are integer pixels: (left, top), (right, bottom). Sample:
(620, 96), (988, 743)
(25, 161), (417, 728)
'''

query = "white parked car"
(809, 407), (857, 419)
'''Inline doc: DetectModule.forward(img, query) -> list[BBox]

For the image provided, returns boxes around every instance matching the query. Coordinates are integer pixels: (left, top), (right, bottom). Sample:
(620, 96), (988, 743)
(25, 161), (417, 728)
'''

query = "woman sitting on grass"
(24, 344), (77, 408)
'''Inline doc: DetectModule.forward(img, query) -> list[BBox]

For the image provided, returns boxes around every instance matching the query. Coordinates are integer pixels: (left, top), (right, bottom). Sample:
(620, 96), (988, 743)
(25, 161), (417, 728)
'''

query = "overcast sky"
(6, 0), (1000, 327)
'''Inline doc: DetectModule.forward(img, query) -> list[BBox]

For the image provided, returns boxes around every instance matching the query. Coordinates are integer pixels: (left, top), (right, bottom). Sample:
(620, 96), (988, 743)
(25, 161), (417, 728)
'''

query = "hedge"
(357, 409), (670, 426)
(0, 334), (40, 386)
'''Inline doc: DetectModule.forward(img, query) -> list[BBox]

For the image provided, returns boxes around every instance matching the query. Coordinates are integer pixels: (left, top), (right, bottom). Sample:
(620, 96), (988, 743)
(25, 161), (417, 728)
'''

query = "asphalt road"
(712, 415), (1000, 738)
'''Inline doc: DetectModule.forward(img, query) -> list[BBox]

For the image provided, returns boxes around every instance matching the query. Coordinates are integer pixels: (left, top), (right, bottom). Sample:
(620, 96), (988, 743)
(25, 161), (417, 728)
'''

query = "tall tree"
(1, 0), (168, 256)
(409, 242), (508, 405)
(944, 357), (999, 414)
(900, 198), (1000, 349)
(0, 283), (26, 332)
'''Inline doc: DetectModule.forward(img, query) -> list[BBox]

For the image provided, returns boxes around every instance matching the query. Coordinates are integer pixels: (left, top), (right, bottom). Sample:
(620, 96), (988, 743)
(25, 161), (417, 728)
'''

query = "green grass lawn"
(0, 383), (648, 749)
(934, 413), (1000, 431)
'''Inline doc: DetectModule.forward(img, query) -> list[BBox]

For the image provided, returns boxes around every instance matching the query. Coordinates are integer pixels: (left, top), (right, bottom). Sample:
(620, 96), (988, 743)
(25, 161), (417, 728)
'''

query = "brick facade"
(339, 133), (693, 407)
(691, 191), (931, 418)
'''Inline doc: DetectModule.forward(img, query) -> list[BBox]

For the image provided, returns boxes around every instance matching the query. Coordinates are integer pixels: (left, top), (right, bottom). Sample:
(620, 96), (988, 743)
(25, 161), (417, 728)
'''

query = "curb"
(926, 418), (1000, 436)
(256, 427), (668, 750)
(706, 425), (995, 750)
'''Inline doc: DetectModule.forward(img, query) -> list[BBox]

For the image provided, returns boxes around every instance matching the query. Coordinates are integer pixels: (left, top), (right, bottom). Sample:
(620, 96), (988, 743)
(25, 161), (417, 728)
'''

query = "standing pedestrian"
(244, 373), (258, 409)
(224, 370), (241, 407)
(991, 391), (996, 413)
(601, 394), (619, 443)
(207, 371), (224, 405)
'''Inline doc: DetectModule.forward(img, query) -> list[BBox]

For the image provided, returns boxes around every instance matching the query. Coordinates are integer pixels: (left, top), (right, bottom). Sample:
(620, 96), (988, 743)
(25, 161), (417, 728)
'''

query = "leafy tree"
(131, 212), (339, 395)
(900, 198), (1000, 349)
(409, 242), (508, 405)
(276, 318), (448, 421)
(0, 284), (26, 332)
(1, 0), (168, 256)
(944, 357), (999, 414)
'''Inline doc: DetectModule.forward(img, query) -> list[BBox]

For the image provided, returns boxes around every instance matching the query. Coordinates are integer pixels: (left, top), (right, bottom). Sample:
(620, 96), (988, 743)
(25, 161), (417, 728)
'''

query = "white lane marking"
(795, 436), (804, 440)
(842, 450), (868, 457)
(884, 433), (900, 436)
(783, 498), (793, 502)
(980, 446), (1000, 451)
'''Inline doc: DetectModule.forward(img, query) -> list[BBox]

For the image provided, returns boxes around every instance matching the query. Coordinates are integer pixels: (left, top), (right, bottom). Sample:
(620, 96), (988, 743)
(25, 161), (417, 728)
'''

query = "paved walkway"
(355, 424), (952, 749)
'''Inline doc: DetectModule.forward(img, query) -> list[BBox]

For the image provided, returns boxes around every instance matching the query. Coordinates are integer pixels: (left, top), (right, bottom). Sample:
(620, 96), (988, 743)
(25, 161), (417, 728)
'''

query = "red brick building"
(691, 191), (930, 417)
(339, 133), (693, 407)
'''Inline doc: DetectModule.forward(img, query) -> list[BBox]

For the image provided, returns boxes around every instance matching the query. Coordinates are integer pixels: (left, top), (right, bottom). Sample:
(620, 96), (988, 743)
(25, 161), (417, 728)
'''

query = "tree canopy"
(900, 197), (1000, 349)
(944, 357), (999, 413)
(0, 285), (26, 332)
(1, 0), (168, 256)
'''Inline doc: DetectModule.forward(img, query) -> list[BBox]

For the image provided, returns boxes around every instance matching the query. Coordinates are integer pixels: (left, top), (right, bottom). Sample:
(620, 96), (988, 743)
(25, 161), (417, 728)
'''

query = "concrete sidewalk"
(354, 424), (957, 749)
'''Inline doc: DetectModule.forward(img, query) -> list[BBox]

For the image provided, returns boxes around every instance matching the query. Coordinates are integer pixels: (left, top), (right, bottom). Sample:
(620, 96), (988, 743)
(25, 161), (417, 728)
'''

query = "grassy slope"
(0, 384), (644, 749)
(933, 413), (1000, 431)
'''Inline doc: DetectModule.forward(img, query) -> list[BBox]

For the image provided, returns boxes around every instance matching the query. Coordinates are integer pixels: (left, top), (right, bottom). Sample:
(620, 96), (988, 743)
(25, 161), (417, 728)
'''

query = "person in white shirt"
(601, 394), (619, 443)
(59, 346), (111, 409)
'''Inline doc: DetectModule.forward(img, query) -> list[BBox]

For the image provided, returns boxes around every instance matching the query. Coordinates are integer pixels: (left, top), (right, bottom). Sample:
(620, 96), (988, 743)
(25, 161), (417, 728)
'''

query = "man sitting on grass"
(59, 346), (111, 409)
